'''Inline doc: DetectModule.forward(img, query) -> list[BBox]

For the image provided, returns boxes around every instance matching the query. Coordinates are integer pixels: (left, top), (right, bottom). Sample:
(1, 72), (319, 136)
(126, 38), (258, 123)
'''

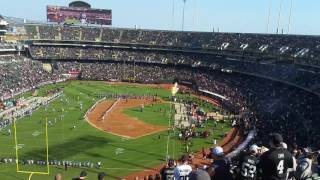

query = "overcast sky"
(0, 0), (319, 35)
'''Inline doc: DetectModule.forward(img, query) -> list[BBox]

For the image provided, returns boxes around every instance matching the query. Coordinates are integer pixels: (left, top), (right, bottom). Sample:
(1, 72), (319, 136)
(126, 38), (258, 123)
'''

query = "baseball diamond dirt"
(86, 98), (168, 139)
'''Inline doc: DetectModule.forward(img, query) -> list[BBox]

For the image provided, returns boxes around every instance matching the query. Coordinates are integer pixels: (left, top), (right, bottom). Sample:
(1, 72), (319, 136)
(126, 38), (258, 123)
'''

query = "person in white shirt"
(174, 154), (193, 180)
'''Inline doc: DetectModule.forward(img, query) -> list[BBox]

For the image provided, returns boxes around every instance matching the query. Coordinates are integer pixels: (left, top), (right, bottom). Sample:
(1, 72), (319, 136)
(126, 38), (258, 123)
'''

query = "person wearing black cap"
(160, 159), (175, 180)
(97, 172), (106, 180)
(258, 133), (294, 180)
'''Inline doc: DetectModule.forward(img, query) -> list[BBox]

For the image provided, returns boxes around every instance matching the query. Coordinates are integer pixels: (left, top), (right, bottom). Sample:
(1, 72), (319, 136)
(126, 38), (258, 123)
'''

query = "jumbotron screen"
(47, 6), (112, 25)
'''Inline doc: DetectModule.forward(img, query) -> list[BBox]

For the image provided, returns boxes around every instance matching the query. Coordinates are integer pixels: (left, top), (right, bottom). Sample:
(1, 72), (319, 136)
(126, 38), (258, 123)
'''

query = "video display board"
(47, 6), (112, 25)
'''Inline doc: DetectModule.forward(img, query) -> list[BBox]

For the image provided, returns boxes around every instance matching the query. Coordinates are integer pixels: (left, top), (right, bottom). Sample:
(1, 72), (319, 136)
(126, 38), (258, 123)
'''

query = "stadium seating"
(1, 24), (320, 179)
(25, 24), (320, 66)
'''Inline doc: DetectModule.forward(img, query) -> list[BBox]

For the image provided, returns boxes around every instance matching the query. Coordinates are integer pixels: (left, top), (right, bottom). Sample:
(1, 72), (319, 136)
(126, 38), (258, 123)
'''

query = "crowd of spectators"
(25, 24), (320, 66)
(29, 45), (205, 66)
(155, 133), (320, 180)
(0, 42), (16, 50)
(0, 55), (62, 100)
(29, 45), (320, 95)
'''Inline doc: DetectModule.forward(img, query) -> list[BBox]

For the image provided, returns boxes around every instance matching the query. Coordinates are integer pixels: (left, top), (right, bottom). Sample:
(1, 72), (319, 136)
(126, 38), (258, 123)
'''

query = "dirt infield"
(86, 98), (168, 139)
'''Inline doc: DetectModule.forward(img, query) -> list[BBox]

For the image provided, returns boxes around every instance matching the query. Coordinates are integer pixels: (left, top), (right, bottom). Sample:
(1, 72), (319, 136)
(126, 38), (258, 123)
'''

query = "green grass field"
(123, 103), (172, 126)
(0, 81), (231, 179)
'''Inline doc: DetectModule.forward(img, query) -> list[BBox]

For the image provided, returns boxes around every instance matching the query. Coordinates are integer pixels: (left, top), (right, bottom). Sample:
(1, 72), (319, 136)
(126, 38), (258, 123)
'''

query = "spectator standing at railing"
(207, 146), (232, 180)
(174, 154), (192, 180)
(258, 133), (294, 180)
(236, 144), (259, 180)
(160, 159), (175, 180)
(295, 148), (313, 180)
(97, 172), (106, 180)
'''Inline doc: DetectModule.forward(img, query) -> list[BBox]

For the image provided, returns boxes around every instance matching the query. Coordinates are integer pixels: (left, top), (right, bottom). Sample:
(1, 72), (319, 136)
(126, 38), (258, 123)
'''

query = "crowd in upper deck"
(25, 24), (320, 66)
(29, 45), (320, 95)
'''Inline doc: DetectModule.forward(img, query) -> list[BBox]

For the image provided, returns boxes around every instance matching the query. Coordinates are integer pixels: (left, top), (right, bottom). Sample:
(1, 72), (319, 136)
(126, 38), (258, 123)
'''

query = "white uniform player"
(174, 155), (192, 180)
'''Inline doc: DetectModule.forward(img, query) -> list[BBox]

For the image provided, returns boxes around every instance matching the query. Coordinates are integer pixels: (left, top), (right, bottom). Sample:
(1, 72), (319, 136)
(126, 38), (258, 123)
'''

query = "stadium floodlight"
(171, 0), (175, 29)
(13, 118), (50, 180)
(266, 0), (272, 33)
(182, 0), (187, 31)
(287, 0), (293, 34)
(276, 0), (284, 34)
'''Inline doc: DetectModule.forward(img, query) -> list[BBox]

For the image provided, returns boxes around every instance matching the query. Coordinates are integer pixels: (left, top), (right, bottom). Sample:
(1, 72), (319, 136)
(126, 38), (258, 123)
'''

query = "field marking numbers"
(13, 144), (25, 150)
(32, 131), (42, 137)
(115, 148), (125, 155)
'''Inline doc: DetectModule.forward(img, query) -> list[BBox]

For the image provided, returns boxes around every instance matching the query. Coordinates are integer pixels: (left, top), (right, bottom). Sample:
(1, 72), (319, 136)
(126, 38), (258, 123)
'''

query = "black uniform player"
(161, 159), (175, 180)
(238, 144), (259, 180)
(258, 133), (294, 180)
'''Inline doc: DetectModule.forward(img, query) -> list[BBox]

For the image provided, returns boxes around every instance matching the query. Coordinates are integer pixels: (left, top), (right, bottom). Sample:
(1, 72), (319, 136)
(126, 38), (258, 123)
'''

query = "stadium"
(1, 0), (320, 180)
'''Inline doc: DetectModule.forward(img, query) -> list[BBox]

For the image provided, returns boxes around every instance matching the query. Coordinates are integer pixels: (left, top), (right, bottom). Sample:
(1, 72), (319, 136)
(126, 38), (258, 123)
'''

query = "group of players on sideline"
(50, 133), (320, 180)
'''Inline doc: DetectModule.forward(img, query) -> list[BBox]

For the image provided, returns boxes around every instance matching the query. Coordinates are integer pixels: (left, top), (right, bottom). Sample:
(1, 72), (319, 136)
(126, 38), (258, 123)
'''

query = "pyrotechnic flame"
(171, 82), (179, 96)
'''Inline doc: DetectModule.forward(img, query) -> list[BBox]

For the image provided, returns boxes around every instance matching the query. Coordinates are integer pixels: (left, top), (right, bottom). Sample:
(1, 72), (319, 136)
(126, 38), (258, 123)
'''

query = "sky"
(0, 0), (319, 35)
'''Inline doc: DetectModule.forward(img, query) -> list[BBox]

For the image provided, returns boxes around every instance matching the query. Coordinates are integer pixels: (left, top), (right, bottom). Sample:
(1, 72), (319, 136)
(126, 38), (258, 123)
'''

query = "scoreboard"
(47, 5), (112, 25)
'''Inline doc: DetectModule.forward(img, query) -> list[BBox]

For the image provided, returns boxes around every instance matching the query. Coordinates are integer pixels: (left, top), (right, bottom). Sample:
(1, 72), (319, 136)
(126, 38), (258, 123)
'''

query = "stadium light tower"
(287, 0), (293, 34)
(182, 0), (187, 31)
(172, 0), (175, 30)
(276, 0), (284, 34)
(266, 0), (272, 33)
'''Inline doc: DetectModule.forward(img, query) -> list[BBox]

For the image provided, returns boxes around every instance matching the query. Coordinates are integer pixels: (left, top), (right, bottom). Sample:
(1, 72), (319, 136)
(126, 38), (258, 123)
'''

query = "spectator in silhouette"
(174, 154), (192, 179)
(97, 172), (106, 180)
(189, 169), (211, 180)
(72, 171), (87, 180)
(160, 159), (175, 179)
(207, 146), (232, 180)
